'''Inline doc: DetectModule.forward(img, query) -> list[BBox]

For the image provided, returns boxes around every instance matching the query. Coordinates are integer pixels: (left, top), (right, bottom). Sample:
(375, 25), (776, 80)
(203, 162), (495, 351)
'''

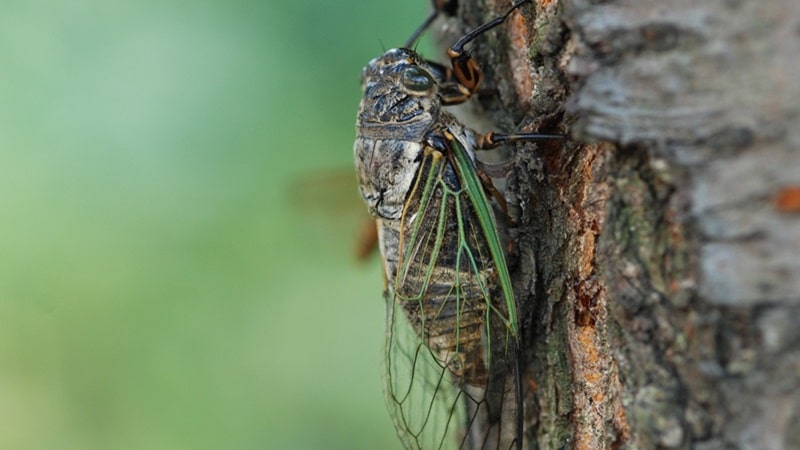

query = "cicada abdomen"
(377, 141), (520, 450)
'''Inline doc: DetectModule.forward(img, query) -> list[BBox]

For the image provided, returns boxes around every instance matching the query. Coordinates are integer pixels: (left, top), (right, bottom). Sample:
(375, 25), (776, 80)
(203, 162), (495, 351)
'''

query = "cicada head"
(354, 48), (446, 221)
(356, 48), (442, 141)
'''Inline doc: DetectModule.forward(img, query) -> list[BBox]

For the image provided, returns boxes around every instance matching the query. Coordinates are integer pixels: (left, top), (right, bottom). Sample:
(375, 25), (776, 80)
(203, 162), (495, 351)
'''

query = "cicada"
(354, 1), (563, 448)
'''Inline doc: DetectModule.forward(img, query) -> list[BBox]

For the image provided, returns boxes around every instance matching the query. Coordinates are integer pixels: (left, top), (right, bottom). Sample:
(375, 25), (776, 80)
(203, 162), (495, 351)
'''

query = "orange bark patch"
(572, 320), (605, 450)
(577, 327), (600, 364)
(506, 10), (533, 107)
(527, 375), (539, 394)
(612, 394), (631, 449)
(567, 143), (630, 449)
(774, 186), (800, 212)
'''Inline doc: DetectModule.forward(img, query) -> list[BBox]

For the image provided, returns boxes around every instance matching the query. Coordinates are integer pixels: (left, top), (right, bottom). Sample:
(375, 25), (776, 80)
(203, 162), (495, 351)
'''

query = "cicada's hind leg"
(475, 131), (565, 150)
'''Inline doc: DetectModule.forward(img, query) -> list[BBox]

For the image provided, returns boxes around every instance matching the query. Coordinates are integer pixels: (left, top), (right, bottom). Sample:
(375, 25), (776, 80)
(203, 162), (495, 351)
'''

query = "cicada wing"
(384, 291), (468, 450)
(382, 145), (521, 450)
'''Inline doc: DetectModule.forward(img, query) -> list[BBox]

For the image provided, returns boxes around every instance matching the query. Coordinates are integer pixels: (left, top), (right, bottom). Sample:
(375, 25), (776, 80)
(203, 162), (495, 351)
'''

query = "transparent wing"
(383, 139), (520, 450)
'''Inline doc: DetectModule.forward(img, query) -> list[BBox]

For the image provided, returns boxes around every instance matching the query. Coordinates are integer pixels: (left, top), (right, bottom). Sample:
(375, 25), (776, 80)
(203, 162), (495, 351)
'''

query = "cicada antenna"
(404, 9), (439, 48)
(404, 0), (460, 48)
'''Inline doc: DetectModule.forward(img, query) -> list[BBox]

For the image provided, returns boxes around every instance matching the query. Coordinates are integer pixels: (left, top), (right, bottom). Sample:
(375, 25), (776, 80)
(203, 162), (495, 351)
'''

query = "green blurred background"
(0, 1), (435, 449)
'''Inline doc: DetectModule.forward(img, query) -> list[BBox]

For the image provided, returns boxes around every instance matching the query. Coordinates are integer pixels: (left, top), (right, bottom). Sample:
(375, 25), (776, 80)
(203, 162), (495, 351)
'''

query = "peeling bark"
(434, 0), (800, 448)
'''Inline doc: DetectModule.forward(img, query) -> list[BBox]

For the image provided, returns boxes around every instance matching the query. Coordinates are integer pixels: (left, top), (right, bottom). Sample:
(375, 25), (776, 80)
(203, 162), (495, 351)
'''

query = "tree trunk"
(436, 0), (800, 448)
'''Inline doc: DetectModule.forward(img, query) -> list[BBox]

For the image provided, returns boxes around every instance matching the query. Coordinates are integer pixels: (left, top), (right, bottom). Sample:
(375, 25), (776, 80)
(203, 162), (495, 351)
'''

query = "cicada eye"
(401, 66), (434, 92)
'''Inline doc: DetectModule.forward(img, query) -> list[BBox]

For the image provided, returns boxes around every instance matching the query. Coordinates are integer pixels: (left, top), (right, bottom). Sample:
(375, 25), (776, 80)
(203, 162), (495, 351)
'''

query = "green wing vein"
(383, 136), (520, 450)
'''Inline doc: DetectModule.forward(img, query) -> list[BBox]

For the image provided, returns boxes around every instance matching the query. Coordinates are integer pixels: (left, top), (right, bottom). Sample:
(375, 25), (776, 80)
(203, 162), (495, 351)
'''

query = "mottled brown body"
(354, 46), (509, 385)
(354, 48), (517, 449)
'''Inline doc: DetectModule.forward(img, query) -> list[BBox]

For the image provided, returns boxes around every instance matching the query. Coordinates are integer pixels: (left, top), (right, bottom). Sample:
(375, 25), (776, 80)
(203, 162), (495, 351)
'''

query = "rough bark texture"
(436, 0), (800, 448)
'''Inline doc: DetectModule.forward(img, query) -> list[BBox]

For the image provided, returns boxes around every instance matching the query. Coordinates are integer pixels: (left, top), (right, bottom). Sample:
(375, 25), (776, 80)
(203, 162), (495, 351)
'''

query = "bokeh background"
(0, 1), (436, 449)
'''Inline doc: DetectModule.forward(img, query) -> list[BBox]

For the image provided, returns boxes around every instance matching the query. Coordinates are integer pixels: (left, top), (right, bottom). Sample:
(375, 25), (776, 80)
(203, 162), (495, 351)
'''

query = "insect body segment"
(354, 1), (563, 448)
(374, 135), (516, 449)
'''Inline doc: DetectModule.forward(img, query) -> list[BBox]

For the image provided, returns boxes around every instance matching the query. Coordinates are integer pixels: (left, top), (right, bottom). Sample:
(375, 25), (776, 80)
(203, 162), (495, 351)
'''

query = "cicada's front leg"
(445, 0), (534, 98)
(422, 60), (474, 105)
(407, 0), (534, 105)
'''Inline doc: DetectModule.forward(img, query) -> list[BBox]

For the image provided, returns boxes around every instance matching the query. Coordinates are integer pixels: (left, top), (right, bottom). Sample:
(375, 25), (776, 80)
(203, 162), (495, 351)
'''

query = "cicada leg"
(446, 0), (533, 96)
(476, 131), (565, 150)
(472, 131), (566, 217)
(406, 0), (534, 105)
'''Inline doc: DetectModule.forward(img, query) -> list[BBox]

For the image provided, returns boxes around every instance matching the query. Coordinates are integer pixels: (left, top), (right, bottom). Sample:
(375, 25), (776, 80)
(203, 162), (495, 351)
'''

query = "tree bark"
(436, 0), (800, 448)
